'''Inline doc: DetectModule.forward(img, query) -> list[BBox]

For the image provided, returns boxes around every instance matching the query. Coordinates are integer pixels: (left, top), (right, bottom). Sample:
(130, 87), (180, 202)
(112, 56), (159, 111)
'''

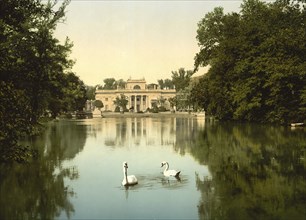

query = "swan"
(161, 161), (181, 178)
(122, 161), (138, 186)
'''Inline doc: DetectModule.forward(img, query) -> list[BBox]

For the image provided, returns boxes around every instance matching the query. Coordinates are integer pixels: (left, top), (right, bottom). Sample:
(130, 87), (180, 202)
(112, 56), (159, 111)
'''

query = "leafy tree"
(94, 100), (104, 114)
(192, 0), (306, 123)
(0, 82), (33, 162)
(158, 79), (174, 89)
(171, 68), (194, 92)
(168, 96), (178, 109)
(116, 79), (126, 89)
(165, 79), (175, 89)
(113, 94), (128, 112)
(95, 84), (103, 90)
(63, 73), (87, 111)
(47, 72), (86, 118)
(86, 85), (96, 100)
(188, 78), (206, 112)
(157, 79), (164, 89)
(100, 78), (126, 90)
(0, 0), (76, 161)
(157, 96), (166, 108)
(176, 87), (193, 111)
(103, 78), (116, 89)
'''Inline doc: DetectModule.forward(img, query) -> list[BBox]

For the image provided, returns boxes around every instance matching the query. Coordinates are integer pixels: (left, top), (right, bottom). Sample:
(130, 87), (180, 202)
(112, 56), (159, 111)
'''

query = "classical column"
(140, 95), (143, 111)
(134, 95), (137, 112)
(146, 95), (149, 109)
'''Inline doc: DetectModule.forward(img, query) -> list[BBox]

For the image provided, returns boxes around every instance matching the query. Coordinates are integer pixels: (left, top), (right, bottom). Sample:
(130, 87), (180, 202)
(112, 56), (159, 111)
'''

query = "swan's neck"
(164, 162), (169, 172)
(123, 167), (128, 182)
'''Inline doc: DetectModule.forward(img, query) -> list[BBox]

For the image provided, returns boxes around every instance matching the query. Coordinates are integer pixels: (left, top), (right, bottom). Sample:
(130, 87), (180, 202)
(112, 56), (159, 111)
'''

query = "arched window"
(133, 85), (141, 90)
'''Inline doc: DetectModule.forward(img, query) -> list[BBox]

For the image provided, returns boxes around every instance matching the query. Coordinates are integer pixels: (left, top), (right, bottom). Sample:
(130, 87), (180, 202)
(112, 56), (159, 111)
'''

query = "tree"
(190, 77), (209, 112)
(103, 78), (116, 89)
(192, 0), (306, 123)
(86, 85), (96, 100)
(0, 0), (74, 161)
(157, 96), (167, 111)
(113, 94), (128, 113)
(94, 100), (104, 115)
(157, 79), (164, 89)
(171, 68), (194, 91)
(176, 87), (193, 111)
(47, 72), (86, 118)
(94, 100), (104, 109)
(158, 79), (174, 89)
(168, 96), (178, 110)
(116, 79), (126, 89)
(62, 72), (87, 112)
(0, 82), (33, 162)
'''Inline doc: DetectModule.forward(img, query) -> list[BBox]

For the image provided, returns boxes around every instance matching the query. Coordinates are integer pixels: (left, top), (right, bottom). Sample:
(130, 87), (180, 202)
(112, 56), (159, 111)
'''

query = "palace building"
(95, 78), (176, 112)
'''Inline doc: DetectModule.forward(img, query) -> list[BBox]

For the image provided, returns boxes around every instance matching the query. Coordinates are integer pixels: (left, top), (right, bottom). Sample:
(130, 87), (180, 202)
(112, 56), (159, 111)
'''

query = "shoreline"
(96, 112), (205, 118)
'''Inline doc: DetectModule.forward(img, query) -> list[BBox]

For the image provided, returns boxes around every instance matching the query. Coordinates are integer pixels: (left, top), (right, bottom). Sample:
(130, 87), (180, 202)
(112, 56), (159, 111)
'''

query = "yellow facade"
(95, 79), (176, 112)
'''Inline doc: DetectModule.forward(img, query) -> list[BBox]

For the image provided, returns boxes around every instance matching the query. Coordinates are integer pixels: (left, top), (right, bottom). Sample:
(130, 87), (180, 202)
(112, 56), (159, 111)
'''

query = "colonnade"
(128, 95), (150, 112)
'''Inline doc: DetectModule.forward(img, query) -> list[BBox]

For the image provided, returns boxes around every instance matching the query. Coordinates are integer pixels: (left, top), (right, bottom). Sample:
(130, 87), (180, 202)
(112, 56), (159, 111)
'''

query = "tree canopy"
(0, 0), (87, 162)
(171, 68), (194, 91)
(113, 94), (128, 112)
(101, 78), (126, 90)
(158, 78), (174, 89)
(192, 0), (306, 124)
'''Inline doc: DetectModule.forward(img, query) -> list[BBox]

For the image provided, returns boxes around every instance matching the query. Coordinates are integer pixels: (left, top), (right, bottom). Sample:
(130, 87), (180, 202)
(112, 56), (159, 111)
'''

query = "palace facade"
(95, 78), (176, 112)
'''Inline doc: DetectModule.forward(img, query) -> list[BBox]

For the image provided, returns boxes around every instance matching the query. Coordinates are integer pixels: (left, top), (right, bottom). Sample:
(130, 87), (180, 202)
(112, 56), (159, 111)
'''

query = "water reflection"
(1, 117), (206, 220)
(0, 120), (87, 219)
(190, 122), (306, 219)
(80, 117), (205, 149)
(2, 118), (303, 219)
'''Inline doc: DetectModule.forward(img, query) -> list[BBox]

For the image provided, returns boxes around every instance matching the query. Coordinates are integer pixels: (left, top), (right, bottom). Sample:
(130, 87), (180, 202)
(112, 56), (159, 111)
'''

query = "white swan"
(161, 161), (181, 178)
(122, 161), (138, 186)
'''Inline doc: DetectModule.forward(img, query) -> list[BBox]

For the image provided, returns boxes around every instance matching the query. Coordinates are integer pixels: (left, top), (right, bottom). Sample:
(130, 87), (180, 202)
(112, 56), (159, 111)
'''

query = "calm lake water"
(0, 116), (305, 219)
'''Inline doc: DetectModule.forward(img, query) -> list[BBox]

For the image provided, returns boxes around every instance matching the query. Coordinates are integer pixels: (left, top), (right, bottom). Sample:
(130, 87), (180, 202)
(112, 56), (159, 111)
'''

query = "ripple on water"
(118, 174), (189, 191)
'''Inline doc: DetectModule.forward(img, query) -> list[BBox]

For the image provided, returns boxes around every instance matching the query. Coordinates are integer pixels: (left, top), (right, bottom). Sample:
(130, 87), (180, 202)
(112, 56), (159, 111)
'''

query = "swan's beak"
(161, 163), (164, 167)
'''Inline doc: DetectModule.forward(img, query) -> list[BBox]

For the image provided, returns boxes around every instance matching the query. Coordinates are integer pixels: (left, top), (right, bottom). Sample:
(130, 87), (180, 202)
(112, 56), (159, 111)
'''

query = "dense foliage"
(99, 78), (127, 90)
(113, 94), (128, 112)
(171, 68), (194, 91)
(157, 78), (174, 89)
(191, 0), (306, 124)
(0, 0), (87, 162)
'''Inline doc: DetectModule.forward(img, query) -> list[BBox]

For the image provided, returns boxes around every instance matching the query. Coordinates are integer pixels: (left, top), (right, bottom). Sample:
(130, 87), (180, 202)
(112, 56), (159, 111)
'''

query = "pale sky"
(55, 0), (244, 86)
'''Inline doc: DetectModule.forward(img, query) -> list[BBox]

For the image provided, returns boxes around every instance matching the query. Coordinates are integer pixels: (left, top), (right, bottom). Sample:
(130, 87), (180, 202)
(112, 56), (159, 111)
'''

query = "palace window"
(133, 85), (141, 90)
